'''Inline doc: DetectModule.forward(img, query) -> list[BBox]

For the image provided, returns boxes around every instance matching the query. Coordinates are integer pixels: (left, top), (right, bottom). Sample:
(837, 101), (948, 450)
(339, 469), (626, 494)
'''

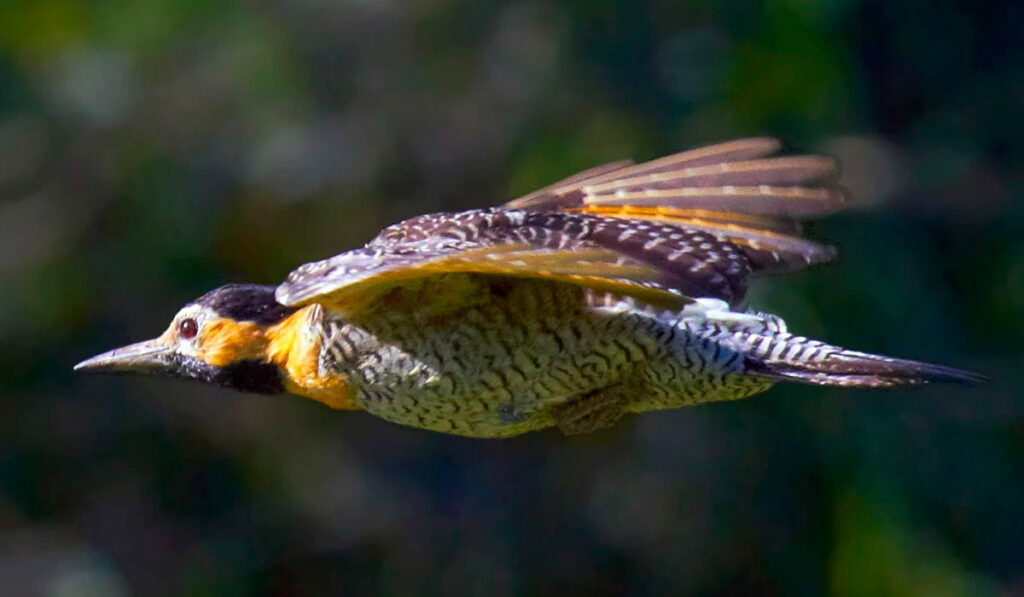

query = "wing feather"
(504, 137), (845, 277)
(582, 184), (848, 218)
(506, 137), (784, 211)
(510, 159), (635, 209)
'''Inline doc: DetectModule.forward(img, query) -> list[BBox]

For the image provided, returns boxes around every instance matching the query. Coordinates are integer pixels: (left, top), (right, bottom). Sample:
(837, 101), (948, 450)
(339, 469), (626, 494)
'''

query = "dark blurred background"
(1, 0), (1021, 595)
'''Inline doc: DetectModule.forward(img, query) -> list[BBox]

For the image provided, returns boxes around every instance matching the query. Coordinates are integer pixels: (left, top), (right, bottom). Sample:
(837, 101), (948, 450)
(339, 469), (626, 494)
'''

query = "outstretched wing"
(277, 138), (847, 315)
(505, 137), (846, 274)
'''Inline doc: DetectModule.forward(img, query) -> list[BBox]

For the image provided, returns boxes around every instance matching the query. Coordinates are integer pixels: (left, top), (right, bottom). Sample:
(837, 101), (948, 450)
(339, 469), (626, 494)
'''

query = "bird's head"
(75, 284), (300, 394)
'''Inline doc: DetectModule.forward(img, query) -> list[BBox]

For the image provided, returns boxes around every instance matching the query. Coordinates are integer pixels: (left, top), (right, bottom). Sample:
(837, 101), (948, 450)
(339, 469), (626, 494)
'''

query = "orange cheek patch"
(197, 319), (269, 367)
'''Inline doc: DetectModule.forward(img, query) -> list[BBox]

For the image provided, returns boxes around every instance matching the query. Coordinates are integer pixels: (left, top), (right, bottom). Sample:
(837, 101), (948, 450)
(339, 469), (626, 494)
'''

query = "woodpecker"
(76, 138), (984, 437)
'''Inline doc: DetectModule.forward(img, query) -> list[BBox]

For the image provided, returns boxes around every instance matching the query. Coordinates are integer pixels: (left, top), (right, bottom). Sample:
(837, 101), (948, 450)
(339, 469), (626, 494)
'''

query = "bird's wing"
(278, 138), (847, 315)
(275, 209), (696, 315)
(504, 137), (846, 276)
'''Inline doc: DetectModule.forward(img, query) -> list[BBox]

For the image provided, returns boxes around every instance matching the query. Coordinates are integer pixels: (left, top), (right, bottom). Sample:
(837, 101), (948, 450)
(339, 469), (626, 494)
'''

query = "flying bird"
(76, 138), (984, 437)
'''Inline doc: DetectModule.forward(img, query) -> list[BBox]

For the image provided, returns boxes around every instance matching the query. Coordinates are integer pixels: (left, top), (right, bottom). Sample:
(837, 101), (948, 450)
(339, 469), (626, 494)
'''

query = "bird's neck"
(264, 305), (360, 410)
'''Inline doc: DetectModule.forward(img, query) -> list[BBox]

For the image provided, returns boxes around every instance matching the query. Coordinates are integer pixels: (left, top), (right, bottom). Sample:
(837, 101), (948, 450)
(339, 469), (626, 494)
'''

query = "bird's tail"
(676, 303), (985, 389)
(684, 310), (985, 388)
(742, 335), (986, 388)
(751, 348), (985, 388)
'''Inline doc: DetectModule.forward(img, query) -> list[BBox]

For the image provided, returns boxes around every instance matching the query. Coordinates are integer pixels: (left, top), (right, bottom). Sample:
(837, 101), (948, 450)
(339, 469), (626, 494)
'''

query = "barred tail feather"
(751, 347), (986, 388)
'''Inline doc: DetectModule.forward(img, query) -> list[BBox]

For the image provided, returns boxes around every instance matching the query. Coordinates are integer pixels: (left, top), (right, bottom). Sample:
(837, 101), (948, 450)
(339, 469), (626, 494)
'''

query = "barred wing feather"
(505, 137), (846, 276)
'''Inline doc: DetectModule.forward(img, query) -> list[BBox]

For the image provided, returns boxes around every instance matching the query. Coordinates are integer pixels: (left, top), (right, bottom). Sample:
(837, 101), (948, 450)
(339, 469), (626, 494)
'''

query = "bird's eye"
(178, 318), (198, 339)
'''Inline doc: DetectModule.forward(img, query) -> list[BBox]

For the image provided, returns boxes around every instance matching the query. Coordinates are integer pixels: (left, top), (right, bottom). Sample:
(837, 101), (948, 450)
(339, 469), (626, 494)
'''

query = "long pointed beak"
(74, 338), (176, 374)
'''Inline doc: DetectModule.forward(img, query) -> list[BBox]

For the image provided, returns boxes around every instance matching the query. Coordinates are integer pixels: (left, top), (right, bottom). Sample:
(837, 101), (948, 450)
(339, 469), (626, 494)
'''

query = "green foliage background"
(0, 1), (1020, 594)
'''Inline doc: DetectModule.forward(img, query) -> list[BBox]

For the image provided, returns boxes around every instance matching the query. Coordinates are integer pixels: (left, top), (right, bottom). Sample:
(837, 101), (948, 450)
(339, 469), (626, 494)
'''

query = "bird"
(75, 137), (984, 437)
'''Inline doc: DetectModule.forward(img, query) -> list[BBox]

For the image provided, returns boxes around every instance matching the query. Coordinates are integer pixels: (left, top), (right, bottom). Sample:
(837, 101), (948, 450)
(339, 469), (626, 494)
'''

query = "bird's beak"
(74, 338), (176, 374)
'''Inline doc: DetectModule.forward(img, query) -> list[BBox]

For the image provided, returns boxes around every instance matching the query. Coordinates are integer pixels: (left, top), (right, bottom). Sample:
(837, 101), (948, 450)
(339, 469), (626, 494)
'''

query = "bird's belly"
(336, 312), (647, 437)
(316, 285), (773, 437)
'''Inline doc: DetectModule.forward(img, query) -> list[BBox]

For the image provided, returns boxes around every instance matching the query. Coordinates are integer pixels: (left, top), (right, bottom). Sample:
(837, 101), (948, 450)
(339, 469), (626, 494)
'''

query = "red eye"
(178, 318), (198, 339)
